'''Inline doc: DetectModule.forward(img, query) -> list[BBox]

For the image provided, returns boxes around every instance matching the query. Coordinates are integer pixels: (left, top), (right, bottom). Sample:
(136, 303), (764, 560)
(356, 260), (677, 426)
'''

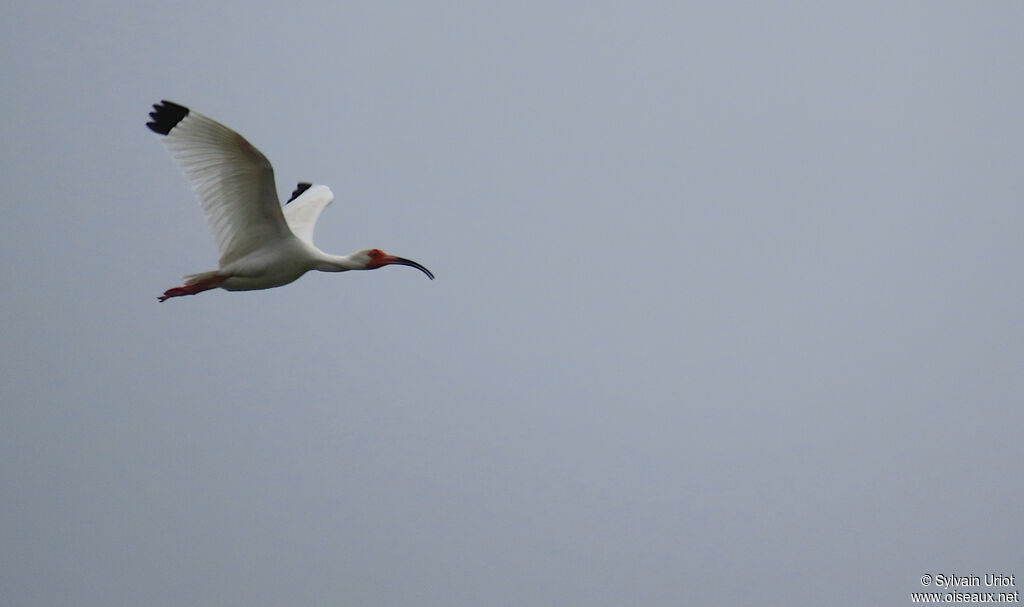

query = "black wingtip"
(146, 100), (189, 135)
(286, 182), (313, 204)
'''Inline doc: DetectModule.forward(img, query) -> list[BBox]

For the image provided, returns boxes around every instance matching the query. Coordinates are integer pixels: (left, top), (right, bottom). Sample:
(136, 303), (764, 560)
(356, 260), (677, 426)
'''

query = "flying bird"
(146, 100), (433, 302)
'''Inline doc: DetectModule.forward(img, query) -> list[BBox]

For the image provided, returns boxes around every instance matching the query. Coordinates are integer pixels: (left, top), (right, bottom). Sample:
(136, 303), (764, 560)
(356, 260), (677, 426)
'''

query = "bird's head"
(355, 248), (434, 280)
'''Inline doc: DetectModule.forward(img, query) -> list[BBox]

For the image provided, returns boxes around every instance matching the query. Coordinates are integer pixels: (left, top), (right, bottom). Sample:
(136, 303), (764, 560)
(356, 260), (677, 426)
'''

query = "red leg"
(158, 275), (225, 302)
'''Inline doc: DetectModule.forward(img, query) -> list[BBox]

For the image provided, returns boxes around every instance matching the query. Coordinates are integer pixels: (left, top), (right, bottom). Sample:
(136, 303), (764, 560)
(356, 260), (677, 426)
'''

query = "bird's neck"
(313, 252), (361, 273)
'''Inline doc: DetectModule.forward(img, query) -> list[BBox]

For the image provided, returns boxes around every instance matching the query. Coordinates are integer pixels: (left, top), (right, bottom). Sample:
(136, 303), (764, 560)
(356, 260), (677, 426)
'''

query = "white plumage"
(283, 185), (335, 248)
(147, 100), (433, 302)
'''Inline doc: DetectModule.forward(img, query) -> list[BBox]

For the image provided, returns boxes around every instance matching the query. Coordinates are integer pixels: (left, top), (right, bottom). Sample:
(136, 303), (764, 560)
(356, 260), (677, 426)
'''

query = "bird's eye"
(369, 250), (381, 258)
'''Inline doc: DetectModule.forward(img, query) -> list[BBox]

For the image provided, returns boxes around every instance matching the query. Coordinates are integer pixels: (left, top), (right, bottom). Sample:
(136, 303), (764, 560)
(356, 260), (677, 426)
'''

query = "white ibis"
(146, 100), (433, 302)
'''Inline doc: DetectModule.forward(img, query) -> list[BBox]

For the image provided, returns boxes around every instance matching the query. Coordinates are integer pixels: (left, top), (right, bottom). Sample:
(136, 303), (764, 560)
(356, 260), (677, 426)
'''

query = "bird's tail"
(183, 270), (223, 286)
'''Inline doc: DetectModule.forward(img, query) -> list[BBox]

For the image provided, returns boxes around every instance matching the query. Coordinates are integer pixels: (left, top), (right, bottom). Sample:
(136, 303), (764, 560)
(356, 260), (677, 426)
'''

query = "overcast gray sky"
(3, 2), (1022, 605)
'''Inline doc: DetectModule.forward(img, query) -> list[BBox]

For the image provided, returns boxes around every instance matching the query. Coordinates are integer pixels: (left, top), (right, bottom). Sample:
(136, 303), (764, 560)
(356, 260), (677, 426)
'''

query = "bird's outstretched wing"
(147, 100), (292, 266)
(283, 183), (334, 247)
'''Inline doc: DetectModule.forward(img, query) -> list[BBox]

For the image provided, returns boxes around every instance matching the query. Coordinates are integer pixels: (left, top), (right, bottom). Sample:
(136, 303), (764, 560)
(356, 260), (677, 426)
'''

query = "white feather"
(283, 185), (334, 247)
(157, 108), (293, 266)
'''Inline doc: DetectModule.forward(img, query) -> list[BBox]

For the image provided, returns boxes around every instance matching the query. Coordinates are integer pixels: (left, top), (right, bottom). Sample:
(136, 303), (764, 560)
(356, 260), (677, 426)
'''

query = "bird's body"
(146, 100), (433, 302)
(214, 238), (321, 291)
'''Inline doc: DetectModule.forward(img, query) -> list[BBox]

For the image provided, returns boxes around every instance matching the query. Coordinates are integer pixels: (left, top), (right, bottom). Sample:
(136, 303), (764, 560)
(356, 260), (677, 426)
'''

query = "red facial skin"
(365, 249), (434, 279)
